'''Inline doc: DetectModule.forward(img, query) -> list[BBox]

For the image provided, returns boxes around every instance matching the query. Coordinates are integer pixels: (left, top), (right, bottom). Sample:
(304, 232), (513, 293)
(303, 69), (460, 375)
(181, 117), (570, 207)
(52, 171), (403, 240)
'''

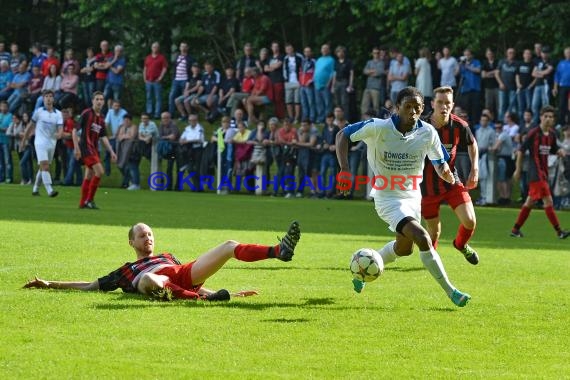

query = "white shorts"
(374, 197), (421, 233)
(35, 143), (56, 164)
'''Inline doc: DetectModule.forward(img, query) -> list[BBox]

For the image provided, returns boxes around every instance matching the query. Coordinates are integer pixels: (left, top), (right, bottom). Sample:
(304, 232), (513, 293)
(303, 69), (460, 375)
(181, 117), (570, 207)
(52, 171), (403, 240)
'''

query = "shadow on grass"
(261, 318), (311, 323)
(427, 306), (457, 312)
(92, 295), (410, 313)
(227, 266), (347, 271)
(387, 266), (425, 273)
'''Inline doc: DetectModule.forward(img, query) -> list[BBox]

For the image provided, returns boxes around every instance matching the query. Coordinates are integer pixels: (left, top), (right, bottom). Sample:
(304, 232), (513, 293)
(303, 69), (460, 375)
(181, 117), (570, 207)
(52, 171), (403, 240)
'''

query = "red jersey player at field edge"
(511, 105), (569, 239)
(421, 86), (480, 265)
(24, 221), (301, 302)
(72, 91), (116, 209)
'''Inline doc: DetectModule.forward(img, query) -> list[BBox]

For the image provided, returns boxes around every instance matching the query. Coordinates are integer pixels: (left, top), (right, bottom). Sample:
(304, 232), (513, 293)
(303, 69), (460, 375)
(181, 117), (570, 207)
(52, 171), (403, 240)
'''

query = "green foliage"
(2, 0), (568, 112)
(1, 186), (569, 378)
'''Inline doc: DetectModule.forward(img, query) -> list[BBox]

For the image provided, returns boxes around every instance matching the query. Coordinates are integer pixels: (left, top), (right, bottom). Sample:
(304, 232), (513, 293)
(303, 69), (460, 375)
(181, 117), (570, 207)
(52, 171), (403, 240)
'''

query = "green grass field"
(1, 185), (569, 379)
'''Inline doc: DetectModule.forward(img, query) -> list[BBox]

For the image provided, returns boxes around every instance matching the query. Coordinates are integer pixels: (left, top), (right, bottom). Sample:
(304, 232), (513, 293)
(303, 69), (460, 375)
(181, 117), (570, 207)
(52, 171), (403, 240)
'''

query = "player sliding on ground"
(336, 86), (471, 307)
(24, 221), (301, 301)
(510, 105), (569, 239)
(421, 87), (480, 265)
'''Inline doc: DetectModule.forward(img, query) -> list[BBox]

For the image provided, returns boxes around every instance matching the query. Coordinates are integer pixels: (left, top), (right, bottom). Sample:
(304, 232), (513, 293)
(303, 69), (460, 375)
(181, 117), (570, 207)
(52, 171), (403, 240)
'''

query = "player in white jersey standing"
(336, 86), (471, 307)
(22, 90), (63, 197)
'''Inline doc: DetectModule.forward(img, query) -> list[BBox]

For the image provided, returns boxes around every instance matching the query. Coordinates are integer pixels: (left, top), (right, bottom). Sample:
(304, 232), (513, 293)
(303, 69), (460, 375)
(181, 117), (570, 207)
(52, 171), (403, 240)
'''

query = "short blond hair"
(433, 86), (454, 96)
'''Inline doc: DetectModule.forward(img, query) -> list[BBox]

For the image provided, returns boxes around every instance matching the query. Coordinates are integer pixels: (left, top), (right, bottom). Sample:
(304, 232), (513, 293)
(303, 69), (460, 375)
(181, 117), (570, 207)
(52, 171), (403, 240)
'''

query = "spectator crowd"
(0, 39), (569, 208)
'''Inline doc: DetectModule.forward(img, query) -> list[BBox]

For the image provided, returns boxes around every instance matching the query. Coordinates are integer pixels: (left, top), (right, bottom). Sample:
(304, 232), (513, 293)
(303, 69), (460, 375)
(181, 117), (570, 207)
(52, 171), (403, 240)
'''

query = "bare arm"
(158, 66), (167, 82)
(466, 141), (479, 189)
(24, 277), (100, 291)
(72, 127), (81, 159)
(21, 122), (35, 145)
(433, 162), (455, 184)
(101, 136), (116, 161)
(495, 70), (505, 89)
(335, 131), (350, 172)
(512, 150), (523, 181)
(55, 125), (64, 140)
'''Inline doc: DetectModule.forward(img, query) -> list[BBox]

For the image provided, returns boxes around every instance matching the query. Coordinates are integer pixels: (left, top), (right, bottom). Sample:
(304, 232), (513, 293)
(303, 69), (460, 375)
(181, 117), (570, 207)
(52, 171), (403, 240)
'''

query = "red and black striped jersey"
(521, 127), (559, 182)
(77, 108), (107, 158)
(97, 253), (181, 293)
(421, 114), (474, 196)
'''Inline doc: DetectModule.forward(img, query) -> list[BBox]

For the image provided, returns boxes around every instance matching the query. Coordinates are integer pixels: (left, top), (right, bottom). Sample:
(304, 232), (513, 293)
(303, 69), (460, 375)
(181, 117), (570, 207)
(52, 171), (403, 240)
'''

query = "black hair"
(396, 86), (424, 106)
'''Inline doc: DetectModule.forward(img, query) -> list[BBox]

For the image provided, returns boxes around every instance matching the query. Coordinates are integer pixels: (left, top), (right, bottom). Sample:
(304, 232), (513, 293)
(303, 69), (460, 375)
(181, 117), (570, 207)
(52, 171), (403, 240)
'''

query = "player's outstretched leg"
(190, 221), (301, 285)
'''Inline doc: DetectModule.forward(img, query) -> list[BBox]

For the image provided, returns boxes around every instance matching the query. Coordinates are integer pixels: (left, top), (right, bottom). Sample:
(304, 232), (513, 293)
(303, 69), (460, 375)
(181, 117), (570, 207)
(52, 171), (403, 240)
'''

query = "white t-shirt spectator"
(438, 56), (459, 87)
(415, 58), (432, 97)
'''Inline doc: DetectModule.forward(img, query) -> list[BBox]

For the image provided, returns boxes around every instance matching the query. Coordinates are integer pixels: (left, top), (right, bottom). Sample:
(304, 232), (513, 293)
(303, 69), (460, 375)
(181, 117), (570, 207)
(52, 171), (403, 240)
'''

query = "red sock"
(514, 206), (531, 230)
(544, 206), (561, 232)
(164, 282), (200, 300)
(86, 176), (101, 202)
(234, 243), (273, 262)
(454, 225), (474, 250)
(432, 239), (438, 249)
(80, 178), (91, 206)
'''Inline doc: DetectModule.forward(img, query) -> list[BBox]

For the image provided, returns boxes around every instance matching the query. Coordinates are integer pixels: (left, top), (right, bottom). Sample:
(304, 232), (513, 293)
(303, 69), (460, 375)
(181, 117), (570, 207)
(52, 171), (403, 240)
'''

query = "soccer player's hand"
(232, 290), (259, 297)
(23, 277), (50, 289)
(336, 170), (352, 196)
(513, 169), (521, 182)
(466, 170), (478, 189)
(440, 163), (455, 184)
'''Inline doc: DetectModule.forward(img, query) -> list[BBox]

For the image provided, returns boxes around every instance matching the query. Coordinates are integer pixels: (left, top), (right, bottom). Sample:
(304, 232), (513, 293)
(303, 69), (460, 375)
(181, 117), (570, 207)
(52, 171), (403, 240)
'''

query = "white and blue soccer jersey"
(343, 115), (448, 201)
(32, 107), (63, 147)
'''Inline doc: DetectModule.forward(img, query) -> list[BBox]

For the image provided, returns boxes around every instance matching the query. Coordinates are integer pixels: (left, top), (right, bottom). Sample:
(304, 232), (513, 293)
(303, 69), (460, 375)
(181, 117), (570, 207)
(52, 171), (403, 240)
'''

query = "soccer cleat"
(510, 229), (524, 238)
(149, 287), (174, 302)
(48, 191), (59, 198)
(352, 278), (365, 293)
(450, 289), (471, 307)
(454, 241), (479, 265)
(558, 230), (570, 239)
(276, 221), (301, 262)
(32, 191), (40, 196)
(84, 201), (99, 210)
(205, 289), (231, 301)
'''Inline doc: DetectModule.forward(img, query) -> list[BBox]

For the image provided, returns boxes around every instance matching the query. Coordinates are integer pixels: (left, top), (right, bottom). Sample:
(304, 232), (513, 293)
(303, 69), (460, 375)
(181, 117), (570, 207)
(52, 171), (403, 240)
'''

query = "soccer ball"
(350, 248), (384, 282)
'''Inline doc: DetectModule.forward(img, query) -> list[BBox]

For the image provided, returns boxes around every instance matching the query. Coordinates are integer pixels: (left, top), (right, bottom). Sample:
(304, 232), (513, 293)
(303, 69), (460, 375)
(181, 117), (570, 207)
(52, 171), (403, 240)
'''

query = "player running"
(22, 90), (63, 197)
(336, 86), (471, 307)
(511, 105), (569, 239)
(73, 91), (117, 209)
(24, 221), (301, 301)
(421, 86), (479, 265)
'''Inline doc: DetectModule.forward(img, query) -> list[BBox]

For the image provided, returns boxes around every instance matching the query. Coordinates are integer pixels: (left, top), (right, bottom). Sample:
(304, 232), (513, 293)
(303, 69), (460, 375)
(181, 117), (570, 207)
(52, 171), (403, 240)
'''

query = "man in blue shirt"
(458, 48), (482, 125)
(104, 99), (127, 176)
(7, 60), (31, 113)
(0, 60), (14, 101)
(0, 100), (13, 183)
(553, 47), (570, 125)
(105, 45), (126, 110)
(30, 43), (47, 71)
(314, 44), (335, 124)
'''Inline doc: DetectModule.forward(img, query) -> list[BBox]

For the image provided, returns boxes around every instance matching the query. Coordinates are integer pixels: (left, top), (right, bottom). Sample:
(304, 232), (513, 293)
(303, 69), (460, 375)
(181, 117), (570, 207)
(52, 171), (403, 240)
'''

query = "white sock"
(41, 171), (53, 194)
(33, 170), (42, 192)
(377, 240), (397, 265)
(419, 248), (455, 297)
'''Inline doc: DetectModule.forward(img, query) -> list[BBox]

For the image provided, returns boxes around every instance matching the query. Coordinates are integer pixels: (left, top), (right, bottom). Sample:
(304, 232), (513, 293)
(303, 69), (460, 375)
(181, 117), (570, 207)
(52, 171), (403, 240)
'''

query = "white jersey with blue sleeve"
(32, 107), (63, 147)
(343, 115), (448, 200)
